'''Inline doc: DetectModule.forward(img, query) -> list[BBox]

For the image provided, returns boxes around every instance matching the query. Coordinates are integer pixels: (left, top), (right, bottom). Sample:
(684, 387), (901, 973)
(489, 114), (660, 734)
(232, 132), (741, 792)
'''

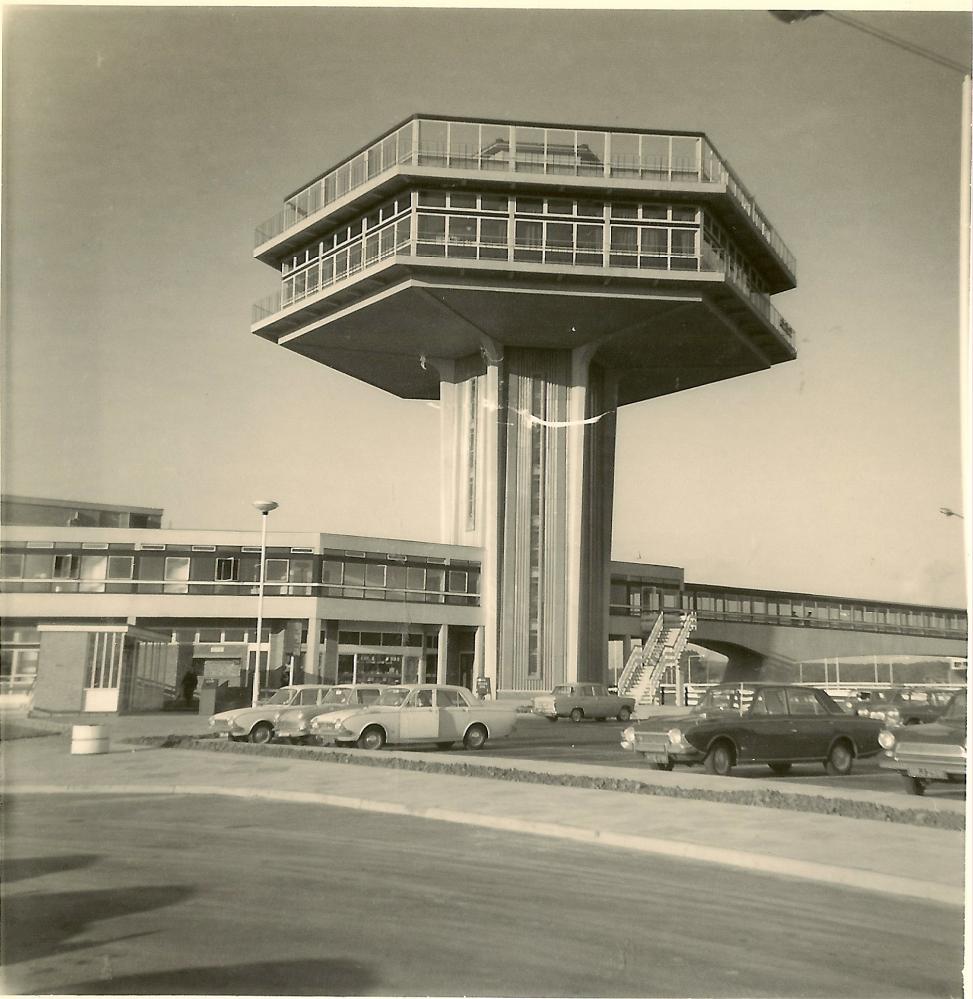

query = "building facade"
(0, 501), (966, 713)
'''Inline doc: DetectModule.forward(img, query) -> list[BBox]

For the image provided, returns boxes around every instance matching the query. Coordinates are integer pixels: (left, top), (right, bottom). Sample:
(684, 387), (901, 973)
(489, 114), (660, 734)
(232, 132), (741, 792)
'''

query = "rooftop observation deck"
(253, 115), (797, 290)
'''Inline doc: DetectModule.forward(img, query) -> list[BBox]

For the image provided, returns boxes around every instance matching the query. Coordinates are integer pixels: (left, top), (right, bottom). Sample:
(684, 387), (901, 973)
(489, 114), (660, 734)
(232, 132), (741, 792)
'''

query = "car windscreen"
(377, 688), (410, 707)
(692, 687), (754, 714)
(322, 688), (355, 705)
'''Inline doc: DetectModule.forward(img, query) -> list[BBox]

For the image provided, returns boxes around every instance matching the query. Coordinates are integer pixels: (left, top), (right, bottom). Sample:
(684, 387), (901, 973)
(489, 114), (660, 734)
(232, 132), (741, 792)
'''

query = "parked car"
(831, 693), (871, 716)
(208, 684), (333, 744)
(275, 684), (385, 743)
(309, 683), (520, 751)
(865, 688), (956, 727)
(878, 689), (967, 795)
(620, 682), (883, 777)
(532, 683), (635, 723)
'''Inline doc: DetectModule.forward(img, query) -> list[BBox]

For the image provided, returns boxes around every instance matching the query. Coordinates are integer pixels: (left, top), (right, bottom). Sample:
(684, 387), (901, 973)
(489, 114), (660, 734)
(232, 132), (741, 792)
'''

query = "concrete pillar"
(304, 614), (320, 682)
(437, 623), (449, 684)
(319, 620), (339, 684)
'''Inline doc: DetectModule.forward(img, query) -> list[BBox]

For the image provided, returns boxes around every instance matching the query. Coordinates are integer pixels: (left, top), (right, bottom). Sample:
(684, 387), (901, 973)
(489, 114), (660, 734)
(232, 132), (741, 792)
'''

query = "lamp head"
(252, 500), (279, 515)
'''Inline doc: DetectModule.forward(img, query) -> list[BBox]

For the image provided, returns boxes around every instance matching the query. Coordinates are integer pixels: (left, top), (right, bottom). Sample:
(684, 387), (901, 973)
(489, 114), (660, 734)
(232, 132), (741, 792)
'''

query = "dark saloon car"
(865, 687), (956, 727)
(878, 689), (967, 795)
(620, 683), (883, 777)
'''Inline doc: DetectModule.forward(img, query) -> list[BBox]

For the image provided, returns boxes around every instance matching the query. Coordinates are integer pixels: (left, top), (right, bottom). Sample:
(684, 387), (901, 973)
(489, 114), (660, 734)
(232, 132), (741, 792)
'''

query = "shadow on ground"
(1, 853), (100, 884)
(53, 958), (380, 995)
(3, 883), (195, 964)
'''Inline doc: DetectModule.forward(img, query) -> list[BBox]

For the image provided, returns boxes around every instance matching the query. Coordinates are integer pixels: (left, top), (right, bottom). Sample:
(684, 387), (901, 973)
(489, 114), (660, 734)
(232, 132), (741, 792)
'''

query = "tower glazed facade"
(251, 115), (798, 695)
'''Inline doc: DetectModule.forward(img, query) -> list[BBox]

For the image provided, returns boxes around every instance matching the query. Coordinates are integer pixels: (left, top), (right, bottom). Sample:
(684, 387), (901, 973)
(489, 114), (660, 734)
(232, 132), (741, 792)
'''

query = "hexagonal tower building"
(251, 115), (797, 696)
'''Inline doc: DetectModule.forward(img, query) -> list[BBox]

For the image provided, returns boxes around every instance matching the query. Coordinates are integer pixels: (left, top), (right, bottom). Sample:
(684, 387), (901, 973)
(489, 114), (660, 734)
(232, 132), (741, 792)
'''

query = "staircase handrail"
(617, 611), (665, 694)
(644, 611), (698, 704)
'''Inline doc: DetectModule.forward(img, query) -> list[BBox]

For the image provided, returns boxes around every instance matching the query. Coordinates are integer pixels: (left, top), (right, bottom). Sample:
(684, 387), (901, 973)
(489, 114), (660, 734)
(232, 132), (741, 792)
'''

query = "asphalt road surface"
(3, 793), (963, 997)
(462, 717), (967, 798)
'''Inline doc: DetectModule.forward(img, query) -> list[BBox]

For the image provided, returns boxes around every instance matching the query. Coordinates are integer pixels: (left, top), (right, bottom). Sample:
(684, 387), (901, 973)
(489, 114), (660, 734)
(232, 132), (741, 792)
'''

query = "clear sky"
(2, 4), (970, 608)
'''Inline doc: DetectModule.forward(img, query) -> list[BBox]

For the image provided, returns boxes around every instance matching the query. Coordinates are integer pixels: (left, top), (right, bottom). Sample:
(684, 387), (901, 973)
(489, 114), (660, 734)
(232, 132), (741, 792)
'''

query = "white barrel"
(70, 725), (110, 755)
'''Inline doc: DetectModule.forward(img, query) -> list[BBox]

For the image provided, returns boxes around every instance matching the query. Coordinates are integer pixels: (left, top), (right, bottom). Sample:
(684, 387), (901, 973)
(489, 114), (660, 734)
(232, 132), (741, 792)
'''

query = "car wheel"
(357, 726), (386, 751)
(248, 723), (273, 745)
(617, 706), (632, 722)
(704, 741), (734, 777)
(570, 708), (584, 723)
(436, 741), (455, 750)
(825, 740), (854, 776)
(902, 775), (927, 795)
(463, 724), (488, 750)
(648, 761), (674, 772)
(768, 762), (792, 775)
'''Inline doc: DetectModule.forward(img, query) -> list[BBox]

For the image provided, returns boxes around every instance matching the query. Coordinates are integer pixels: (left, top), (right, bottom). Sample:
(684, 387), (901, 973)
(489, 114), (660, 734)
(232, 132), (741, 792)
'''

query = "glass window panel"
(671, 206), (698, 222)
(450, 192), (477, 210)
(546, 128), (575, 173)
(448, 216), (478, 243)
(480, 218), (508, 247)
(671, 229), (697, 256)
(642, 204), (668, 219)
(418, 214), (446, 241)
(641, 227), (668, 254)
(419, 190), (447, 207)
(0, 554), (24, 578)
(406, 566), (426, 595)
(516, 197), (543, 214)
(481, 194), (508, 212)
(396, 123), (414, 164)
(163, 556), (190, 594)
(514, 220), (543, 262)
(264, 559), (288, 583)
(611, 203), (638, 219)
(365, 563), (386, 587)
(479, 124), (511, 169)
(425, 567), (445, 603)
(449, 122), (480, 167)
(641, 134), (670, 178)
(79, 554), (108, 593)
(576, 200), (604, 218)
(610, 133), (640, 176)
(418, 119), (448, 164)
(514, 126), (545, 172)
(671, 135), (699, 179)
(546, 198), (574, 215)
(381, 134), (398, 172)
(576, 131), (605, 175)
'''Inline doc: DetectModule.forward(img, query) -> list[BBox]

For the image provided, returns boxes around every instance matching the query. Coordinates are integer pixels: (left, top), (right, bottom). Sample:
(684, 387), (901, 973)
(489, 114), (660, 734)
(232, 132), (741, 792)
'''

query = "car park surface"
(308, 683), (520, 750)
(208, 684), (333, 744)
(879, 689), (967, 795)
(531, 683), (635, 722)
(620, 683), (883, 777)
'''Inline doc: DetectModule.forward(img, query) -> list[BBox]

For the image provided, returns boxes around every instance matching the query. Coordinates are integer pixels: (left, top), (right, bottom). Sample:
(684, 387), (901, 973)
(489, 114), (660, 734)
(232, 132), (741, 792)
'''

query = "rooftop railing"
(253, 213), (796, 350)
(254, 117), (796, 277)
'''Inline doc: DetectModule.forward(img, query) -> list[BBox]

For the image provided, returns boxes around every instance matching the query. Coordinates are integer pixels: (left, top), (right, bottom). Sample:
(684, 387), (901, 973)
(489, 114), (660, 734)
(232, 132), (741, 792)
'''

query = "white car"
(274, 684), (385, 743)
(309, 683), (520, 751)
(208, 684), (332, 744)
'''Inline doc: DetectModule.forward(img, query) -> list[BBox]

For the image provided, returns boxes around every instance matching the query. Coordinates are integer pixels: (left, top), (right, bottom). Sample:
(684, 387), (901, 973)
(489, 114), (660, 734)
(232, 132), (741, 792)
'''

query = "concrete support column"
(437, 623), (449, 684)
(319, 620), (340, 685)
(304, 613), (320, 682)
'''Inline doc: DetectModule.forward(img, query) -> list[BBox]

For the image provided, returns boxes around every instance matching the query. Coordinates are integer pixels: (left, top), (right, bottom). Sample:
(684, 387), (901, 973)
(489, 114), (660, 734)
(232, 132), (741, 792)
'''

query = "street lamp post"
(251, 500), (279, 707)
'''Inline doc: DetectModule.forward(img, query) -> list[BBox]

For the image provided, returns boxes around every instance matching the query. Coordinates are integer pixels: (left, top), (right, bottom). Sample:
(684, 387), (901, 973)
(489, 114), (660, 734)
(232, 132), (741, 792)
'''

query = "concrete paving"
(2, 711), (967, 908)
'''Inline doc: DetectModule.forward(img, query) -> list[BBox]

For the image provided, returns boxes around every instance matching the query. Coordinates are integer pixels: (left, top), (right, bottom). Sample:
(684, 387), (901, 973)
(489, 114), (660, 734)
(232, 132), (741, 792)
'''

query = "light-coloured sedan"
(532, 683), (635, 723)
(309, 683), (520, 751)
(208, 684), (332, 744)
(274, 684), (385, 743)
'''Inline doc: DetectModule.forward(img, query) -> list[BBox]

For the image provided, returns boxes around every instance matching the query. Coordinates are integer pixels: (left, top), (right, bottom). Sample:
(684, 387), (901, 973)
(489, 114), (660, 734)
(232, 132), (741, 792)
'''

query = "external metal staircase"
(617, 609), (698, 706)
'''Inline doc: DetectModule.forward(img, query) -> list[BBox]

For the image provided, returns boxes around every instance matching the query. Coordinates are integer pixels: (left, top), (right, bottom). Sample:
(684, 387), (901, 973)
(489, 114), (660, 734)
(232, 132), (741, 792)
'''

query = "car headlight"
(622, 726), (636, 742)
(878, 729), (896, 750)
(667, 728), (684, 745)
